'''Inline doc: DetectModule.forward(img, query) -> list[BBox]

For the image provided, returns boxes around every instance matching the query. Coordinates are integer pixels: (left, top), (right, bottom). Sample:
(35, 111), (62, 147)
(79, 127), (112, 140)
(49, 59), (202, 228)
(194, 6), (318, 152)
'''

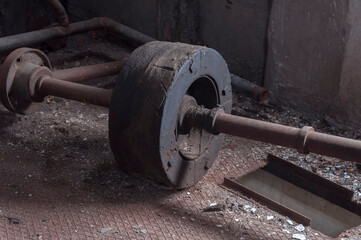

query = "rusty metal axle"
(37, 76), (112, 107)
(52, 60), (125, 83)
(1, 46), (360, 173)
(184, 105), (361, 164)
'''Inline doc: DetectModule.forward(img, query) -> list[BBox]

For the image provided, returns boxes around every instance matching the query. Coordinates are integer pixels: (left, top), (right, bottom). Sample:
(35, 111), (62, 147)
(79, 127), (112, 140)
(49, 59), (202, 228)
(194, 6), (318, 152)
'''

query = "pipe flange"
(0, 48), (52, 114)
(297, 126), (314, 154)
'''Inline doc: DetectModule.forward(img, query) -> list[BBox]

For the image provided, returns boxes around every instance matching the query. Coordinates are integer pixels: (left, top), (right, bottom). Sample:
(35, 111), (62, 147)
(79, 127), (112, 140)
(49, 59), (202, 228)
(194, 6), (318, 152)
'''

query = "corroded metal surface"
(0, 17), (155, 54)
(52, 60), (126, 83)
(45, 0), (69, 26)
(109, 41), (232, 189)
(0, 48), (52, 114)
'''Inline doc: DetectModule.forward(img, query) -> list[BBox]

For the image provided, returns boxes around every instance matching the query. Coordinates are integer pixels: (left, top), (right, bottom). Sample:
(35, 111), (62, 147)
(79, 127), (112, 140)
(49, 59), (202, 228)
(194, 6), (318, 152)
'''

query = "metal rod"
(184, 105), (361, 163)
(0, 17), (155, 54)
(52, 60), (125, 82)
(231, 74), (270, 102)
(37, 76), (112, 107)
(213, 112), (361, 163)
(45, 0), (69, 26)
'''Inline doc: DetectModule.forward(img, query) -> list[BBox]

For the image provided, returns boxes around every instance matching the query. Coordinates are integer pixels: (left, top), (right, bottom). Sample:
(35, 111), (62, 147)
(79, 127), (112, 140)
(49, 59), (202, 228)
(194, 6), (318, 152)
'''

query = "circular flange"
(0, 48), (52, 114)
(109, 41), (232, 189)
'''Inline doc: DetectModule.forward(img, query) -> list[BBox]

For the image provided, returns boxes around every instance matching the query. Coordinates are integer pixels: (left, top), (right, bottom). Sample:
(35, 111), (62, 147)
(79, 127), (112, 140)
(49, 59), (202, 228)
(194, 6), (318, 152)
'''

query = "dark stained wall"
(199, 0), (272, 85)
(0, 0), (56, 36)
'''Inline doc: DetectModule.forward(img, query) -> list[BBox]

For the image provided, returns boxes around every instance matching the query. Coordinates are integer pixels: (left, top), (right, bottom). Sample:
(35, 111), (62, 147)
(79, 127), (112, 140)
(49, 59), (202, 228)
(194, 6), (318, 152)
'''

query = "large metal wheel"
(109, 41), (232, 189)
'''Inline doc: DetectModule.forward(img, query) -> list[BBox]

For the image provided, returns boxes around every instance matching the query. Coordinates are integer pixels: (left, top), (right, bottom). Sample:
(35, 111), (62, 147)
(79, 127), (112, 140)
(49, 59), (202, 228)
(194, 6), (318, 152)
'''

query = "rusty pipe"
(52, 60), (126, 82)
(45, 0), (69, 26)
(231, 74), (270, 102)
(214, 113), (361, 163)
(184, 106), (361, 164)
(0, 17), (155, 54)
(37, 76), (112, 107)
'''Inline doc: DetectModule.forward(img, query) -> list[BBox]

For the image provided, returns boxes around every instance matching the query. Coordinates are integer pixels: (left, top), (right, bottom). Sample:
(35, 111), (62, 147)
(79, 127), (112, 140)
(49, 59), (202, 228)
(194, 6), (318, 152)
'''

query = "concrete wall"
(67, 0), (271, 85)
(264, 0), (361, 127)
(67, 0), (158, 38)
(199, 0), (271, 84)
(264, 0), (349, 115)
(0, 0), (54, 36)
(331, 0), (361, 126)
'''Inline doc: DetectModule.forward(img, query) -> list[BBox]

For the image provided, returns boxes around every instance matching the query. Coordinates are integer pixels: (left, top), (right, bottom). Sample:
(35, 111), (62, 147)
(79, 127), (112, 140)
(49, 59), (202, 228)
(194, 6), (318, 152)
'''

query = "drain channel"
(224, 154), (361, 238)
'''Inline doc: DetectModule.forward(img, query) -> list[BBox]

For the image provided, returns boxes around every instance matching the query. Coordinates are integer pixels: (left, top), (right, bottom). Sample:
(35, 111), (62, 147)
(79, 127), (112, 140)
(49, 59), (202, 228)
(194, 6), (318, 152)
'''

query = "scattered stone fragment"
(6, 217), (20, 224)
(231, 202), (239, 211)
(140, 229), (147, 234)
(295, 224), (305, 232)
(216, 224), (222, 228)
(250, 208), (256, 214)
(203, 204), (225, 212)
(287, 219), (294, 225)
(266, 215), (274, 220)
(209, 202), (217, 206)
(132, 225), (141, 229)
(98, 114), (108, 119)
(100, 227), (112, 234)
(282, 229), (290, 234)
(292, 233), (306, 240)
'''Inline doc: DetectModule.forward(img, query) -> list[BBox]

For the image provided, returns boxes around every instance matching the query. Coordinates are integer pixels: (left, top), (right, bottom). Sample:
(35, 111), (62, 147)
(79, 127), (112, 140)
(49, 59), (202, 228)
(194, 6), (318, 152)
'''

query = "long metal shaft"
(52, 60), (125, 83)
(0, 17), (155, 54)
(184, 105), (361, 163)
(37, 76), (112, 107)
(214, 113), (361, 163)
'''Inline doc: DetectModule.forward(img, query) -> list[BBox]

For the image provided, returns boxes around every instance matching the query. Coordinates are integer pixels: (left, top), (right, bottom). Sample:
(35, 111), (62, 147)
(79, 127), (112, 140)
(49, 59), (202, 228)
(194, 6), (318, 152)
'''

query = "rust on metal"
(231, 74), (270, 102)
(0, 17), (155, 54)
(52, 60), (126, 83)
(45, 0), (69, 27)
(221, 177), (312, 226)
(182, 105), (361, 164)
(251, 85), (270, 102)
(212, 112), (361, 163)
(0, 48), (52, 114)
(37, 76), (112, 108)
(0, 48), (114, 112)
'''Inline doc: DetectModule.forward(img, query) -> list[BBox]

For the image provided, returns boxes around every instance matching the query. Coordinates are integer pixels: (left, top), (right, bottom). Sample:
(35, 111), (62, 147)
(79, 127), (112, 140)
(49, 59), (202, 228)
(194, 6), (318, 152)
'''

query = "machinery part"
(184, 105), (361, 164)
(45, 0), (69, 27)
(37, 76), (112, 107)
(0, 17), (155, 54)
(0, 48), (52, 114)
(109, 41), (232, 189)
(52, 60), (126, 83)
(0, 48), (112, 113)
(231, 74), (270, 102)
(2, 44), (361, 189)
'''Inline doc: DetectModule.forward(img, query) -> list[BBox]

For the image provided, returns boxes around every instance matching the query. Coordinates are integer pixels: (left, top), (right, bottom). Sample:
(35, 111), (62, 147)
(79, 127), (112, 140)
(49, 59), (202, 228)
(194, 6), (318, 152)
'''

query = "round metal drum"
(109, 41), (232, 188)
